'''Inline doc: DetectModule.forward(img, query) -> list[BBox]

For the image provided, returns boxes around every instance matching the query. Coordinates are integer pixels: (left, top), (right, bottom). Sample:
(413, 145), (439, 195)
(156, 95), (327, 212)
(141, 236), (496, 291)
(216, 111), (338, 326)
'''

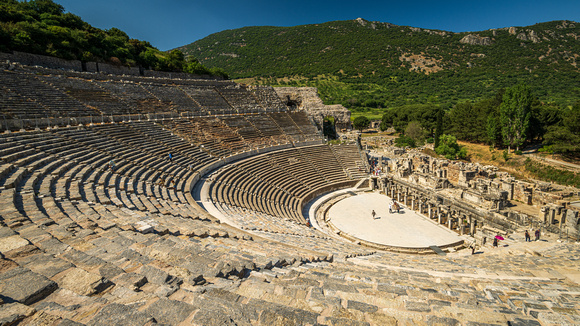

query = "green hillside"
(179, 19), (580, 109)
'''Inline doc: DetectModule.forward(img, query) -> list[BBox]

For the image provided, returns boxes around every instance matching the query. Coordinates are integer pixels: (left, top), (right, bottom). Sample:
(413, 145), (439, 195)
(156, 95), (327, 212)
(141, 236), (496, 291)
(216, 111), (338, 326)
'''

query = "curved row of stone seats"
(216, 85), (265, 113)
(163, 117), (244, 158)
(267, 111), (309, 143)
(208, 144), (364, 226)
(1, 126), (578, 325)
(288, 111), (321, 139)
(1, 126), (348, 325)
(219, 115), (276, 148)
(295, 146), (350, 184)
(93, 80), (172, 114)
(43, 74), (133, 116)
(180, 86), (233, 115)
(234, 247), (580, 326)
(215, 202), (375, 259)
(244, 114), (291, 144)
(2, 65), (292, 121)
(251, 85), (287, 112)
(0, 70), (99, 119)
(0, 82), (49, 120)
(330, 143), (370, 179)
(141, 83), (203, 114)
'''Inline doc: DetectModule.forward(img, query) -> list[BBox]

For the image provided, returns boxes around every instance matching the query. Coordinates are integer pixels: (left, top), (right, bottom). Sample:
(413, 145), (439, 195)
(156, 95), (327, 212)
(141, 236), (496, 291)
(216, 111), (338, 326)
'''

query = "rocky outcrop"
(274, 87), (351, 130)
(460, 34), (492, 46)
(517, 30), (541, 43)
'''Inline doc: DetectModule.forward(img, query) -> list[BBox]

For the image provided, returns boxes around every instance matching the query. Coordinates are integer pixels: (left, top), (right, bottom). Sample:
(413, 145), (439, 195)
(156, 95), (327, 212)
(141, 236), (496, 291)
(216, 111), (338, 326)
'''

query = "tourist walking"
(168, 153), (173, 162)
(388, 202), (392, 214)
(535, 229), (540, 241)
(492, 237), (498, 248)
(525, 230), (531, 242)
(371, 210), (376, 219)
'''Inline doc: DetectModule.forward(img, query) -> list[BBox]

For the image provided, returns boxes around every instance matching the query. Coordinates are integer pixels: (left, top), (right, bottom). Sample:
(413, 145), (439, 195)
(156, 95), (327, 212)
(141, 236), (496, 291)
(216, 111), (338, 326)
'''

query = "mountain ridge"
(178, 18), (579, 108)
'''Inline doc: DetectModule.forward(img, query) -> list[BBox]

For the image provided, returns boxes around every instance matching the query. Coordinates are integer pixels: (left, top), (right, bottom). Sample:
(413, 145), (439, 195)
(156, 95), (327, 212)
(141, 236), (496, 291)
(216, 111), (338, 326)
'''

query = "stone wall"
(274, 87), (351, 130)
(0, 51), (223, 80)
(1, 51), (82, 71)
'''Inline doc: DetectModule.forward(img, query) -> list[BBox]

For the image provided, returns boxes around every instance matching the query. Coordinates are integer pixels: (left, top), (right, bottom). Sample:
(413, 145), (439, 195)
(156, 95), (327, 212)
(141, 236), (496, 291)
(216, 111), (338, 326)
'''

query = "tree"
(435, 134), (467, 160)
(353, 116), (370, 132)
(434, 108), (444, 148)
(543, 102), (580, 155)
(405, 121), (424, 144)
(500, 84), (532, 153)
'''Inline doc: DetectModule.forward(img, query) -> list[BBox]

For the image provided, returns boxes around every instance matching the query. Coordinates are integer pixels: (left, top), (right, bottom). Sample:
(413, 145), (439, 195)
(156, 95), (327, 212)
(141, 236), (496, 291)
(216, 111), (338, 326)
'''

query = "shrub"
(395, 135), (416, 148)
(435, 134), (467, 160)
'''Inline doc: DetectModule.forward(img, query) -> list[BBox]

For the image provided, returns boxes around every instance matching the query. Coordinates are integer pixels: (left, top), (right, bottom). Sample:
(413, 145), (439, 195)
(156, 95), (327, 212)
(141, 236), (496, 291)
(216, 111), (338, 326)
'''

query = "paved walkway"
(328, 192), (463, 249)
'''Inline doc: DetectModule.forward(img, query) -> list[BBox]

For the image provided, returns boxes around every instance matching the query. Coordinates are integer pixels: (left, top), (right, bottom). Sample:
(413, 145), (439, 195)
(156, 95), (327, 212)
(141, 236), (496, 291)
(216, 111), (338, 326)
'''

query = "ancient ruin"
(0, 56), (579, 325)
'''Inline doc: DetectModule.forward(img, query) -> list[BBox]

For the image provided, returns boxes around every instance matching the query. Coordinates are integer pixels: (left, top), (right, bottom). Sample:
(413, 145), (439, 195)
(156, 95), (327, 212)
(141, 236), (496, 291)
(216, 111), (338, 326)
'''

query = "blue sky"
(56, 0), (580, 51)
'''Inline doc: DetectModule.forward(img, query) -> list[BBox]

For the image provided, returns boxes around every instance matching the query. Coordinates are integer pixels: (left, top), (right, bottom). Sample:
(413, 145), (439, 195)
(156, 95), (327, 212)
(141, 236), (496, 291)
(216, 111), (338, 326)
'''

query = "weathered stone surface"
(98, 263), (125, 280)
(112, 272), (147, 291)
(144, 298), (196, 325)
(460, 34), (492, 46)
(0, 267), (58, 305)
(56, 268), (111, 296)
(0, 235), (30, 253)
(86, 303), (155, 326)
(59, 249), (106, 270)
(377, 284), (408, 296)
(0, 302), (36, 325)
(15, 253), (73, 278)
(405, 301), (431, 312)
(346, 300), (378, 313)
(139, 265), (179, 286)
(274, 87), (351, 129)
(255, 302), (318, 326)
(426, 315), (461, 326)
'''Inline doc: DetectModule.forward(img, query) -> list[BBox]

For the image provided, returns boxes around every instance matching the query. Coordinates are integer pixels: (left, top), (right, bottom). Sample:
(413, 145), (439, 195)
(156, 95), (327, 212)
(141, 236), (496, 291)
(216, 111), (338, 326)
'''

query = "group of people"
(370, 199), (402, 220)
(524, 229), (541, 242)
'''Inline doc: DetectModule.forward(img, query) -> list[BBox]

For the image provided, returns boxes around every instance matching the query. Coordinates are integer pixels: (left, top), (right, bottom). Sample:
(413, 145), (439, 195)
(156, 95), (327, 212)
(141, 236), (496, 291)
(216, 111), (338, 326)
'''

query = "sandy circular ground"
(328, 192), (463, 249)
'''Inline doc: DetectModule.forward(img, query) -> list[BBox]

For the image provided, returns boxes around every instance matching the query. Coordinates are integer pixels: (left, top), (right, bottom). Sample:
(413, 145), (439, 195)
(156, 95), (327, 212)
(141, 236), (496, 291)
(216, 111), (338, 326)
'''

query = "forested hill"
(178, 18), (580, 108)
(0, 0), (224, 77)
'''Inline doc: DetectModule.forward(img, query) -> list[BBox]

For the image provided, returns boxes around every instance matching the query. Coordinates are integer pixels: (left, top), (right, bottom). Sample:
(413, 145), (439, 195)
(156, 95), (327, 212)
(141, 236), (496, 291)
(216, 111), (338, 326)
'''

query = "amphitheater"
(0, 57), (579, 326)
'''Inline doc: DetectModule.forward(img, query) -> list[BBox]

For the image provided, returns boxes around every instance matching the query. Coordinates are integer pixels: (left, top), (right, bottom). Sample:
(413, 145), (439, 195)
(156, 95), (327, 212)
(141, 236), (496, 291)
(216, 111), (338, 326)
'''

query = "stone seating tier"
(0, 123), (578, 325)
(1, 66), (294, 121)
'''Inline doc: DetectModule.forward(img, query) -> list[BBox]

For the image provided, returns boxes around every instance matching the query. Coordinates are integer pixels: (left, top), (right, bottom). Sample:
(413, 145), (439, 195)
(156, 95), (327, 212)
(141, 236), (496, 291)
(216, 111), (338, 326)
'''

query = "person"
(393, 201), (400, 213)
(388, 202), (392, 214)
(535, 229), (540, 241)
(168, 153), (173, 162)
(492, 237), (498, 248)
(525, 230), (531, 242)
(372, 210), (376, 219)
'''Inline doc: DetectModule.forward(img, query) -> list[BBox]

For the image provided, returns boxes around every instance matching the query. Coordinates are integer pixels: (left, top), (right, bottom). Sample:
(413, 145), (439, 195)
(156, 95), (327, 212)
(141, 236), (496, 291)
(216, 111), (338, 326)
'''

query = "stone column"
(469, 216), (475, 235)
(428, 203), (433, 219)
(448, 213), (453, 229)
(438, 210), (442, 224)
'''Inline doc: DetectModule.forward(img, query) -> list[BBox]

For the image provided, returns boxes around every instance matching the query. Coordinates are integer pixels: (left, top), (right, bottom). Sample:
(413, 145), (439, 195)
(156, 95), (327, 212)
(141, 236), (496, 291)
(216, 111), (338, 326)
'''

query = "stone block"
(405, 301), (431, 312)
(86, 303), (155, 326)
(112, 272), (147, 291)
(144, 298), (196, 325)
(0, 267), (58, 305)
(0, 235), (30, 253)
(0, 302), (36, 325)
(15, 253), (73, 278)
(346, 300), (378, 313)
(56, 268), (112, 296)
